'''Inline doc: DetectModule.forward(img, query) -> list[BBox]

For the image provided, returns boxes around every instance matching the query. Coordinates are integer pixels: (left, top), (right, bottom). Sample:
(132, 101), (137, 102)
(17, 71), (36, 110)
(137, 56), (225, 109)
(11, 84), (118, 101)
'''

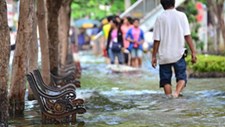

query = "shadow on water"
(9, 51), (225, 127)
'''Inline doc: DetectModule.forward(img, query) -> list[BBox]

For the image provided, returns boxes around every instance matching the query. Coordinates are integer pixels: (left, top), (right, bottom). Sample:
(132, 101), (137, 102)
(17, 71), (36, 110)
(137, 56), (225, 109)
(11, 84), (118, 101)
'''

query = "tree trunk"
(46, 0), (63, 75)
(0, 0), (11, 126)
(28, 1), (38, 100)
(58, 0), (72, 67)
(208, 0), (225, 53)
(37, 0), (51, 84)
(219, 18), (225, 51)
(9, 0), (35, 116)
(124, 0), (131, 9)
(217, 3), (225, 51)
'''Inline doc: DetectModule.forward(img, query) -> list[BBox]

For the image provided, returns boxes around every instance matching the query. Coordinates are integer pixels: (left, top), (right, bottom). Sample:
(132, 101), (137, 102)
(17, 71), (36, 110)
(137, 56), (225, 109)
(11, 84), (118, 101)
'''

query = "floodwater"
(9, 51), (225, 127)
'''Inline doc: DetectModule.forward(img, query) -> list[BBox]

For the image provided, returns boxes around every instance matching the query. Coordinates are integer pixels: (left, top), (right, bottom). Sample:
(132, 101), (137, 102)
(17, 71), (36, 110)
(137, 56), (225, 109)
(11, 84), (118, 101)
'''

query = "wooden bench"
(59, 63), (81, 79)
(33, 69), (80, 89)
(32, 70), (85, 112)
(32, 70), (77, 98)
(32, 70), (84, 107)
(26, 73), (86, 124)
(33, 69), (81, 88)
(50, 72), (81, 88)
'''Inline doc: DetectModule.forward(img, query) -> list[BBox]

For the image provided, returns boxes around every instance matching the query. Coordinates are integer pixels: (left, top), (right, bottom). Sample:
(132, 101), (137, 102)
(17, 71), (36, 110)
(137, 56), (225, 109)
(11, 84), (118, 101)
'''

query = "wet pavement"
(9, 51), (225, 127)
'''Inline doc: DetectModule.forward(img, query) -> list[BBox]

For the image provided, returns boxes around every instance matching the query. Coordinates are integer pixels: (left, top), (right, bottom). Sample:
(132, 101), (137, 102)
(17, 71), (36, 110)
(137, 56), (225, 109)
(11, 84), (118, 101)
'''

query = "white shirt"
(153, 8), (190, 64)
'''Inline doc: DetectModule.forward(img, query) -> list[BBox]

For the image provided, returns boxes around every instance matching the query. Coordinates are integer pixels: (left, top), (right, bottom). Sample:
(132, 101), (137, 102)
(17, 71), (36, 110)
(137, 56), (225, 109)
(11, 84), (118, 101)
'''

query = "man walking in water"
(152, 0), (197, 98)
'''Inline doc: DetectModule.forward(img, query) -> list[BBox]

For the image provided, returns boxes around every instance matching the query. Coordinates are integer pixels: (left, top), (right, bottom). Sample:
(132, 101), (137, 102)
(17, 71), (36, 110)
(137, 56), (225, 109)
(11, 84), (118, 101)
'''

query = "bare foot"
(173, 92), (179, 98)
(173, 92), (183, 98)
(166, 94), (173, 98)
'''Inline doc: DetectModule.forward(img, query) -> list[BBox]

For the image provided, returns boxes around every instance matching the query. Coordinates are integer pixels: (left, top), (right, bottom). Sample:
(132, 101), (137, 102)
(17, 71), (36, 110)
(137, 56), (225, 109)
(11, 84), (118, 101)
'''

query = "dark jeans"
(159, 57), (187, 88)
(108, 49), (124, 64)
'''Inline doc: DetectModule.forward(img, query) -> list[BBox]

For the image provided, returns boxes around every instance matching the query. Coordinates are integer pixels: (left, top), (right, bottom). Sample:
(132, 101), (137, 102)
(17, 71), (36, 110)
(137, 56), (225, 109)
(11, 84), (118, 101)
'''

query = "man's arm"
(152, 40), (160, 68)
(185, 35), (197, 64)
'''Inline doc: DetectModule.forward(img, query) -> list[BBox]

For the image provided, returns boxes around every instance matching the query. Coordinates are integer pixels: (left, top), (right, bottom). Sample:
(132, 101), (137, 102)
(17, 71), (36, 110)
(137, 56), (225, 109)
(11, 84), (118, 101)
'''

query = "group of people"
(102, 0), (197, 98)
(102, 15), (146, 68)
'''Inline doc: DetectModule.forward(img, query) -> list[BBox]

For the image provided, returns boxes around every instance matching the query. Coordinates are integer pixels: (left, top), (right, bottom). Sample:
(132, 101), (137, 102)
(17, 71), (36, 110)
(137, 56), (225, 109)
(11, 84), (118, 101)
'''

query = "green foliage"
(184, 1), (198, 22)
(197, 0), (207, 5)
(181, 0), (208, 52)
(186, 55), (225, 72)
(110, 0), (125, 14)
(71, 0), (107, 20)
(71, 0), (136, 20)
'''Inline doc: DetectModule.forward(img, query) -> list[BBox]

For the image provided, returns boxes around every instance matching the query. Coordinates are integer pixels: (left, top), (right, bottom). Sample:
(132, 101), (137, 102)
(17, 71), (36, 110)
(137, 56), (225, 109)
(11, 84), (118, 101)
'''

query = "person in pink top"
(126, 18), (144, 68)
(106, 18), (124, 64)
(121, 16), (133, 65)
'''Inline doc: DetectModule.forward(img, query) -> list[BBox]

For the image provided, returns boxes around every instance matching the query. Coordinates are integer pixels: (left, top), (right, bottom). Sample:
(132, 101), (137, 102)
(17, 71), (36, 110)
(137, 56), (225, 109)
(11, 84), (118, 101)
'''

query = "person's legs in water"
(137, 49), (143, 68)
(130, 49), (137, 67)
(137, 58), (142, 68)
(135, 57), (139, 68)
(123, 52), (129, 65)
(133, 49), (140, 68)
(130, 58), (134, 66)
(108, 49), (115, 64)
(117, 51), (124, 64)
(174, 80), (185, 98)
(160, 63), (173, 96)
(164, 84), (172, 96)
(173, 57), (187, 98)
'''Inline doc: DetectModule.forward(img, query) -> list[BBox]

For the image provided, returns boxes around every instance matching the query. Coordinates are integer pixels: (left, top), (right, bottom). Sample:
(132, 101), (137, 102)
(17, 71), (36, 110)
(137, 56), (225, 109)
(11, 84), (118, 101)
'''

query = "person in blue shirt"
(126, 18), (144, 68)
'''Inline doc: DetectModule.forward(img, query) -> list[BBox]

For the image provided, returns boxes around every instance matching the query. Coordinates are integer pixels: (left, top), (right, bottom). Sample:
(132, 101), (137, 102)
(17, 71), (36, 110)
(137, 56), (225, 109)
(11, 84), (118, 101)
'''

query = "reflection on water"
(9, 51), (225, 127)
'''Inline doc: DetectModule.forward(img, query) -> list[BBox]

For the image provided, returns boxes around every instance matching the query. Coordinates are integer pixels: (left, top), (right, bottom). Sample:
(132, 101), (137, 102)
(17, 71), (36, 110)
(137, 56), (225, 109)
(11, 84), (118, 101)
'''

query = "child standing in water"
(152, 0), (197, 98)
(126, 18), (144, 68)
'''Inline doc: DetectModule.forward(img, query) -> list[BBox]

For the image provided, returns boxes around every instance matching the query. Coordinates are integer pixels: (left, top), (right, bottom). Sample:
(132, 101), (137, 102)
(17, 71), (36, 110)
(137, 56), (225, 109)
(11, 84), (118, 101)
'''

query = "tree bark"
(58, 0), (72, 67)
(208, 0), (225, 53)
(28, 0), (38, 100)
(46, 0), (63, 75)
(124, 0), (131, 9)
(37, 0), (51, 84)
(9, 0), (35, 116)
(217, 2), (225, 50)
(0, 0), (11, 126)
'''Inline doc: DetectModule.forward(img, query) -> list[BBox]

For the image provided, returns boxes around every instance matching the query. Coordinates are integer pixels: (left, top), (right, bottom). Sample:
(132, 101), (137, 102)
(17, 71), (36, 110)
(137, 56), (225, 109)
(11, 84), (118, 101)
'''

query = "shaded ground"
(9, 51), (225, 127)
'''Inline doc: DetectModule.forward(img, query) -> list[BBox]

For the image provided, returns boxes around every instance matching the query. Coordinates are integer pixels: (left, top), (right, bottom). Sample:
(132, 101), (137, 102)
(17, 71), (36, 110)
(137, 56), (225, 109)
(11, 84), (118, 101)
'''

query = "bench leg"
(72, 114), (76, 123)
(42, 114), (46, 124)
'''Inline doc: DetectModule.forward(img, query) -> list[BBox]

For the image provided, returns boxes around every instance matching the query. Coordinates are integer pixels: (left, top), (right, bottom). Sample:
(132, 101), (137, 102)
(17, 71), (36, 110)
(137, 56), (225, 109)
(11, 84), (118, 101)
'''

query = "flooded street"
(9, 51), (225, 127)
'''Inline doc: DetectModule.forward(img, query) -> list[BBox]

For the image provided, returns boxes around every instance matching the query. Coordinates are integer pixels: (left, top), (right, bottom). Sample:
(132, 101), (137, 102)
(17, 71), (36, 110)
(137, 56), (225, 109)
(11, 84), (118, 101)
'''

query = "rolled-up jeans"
(108, 49), (124, 64)
(159, 57), (187, 88)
